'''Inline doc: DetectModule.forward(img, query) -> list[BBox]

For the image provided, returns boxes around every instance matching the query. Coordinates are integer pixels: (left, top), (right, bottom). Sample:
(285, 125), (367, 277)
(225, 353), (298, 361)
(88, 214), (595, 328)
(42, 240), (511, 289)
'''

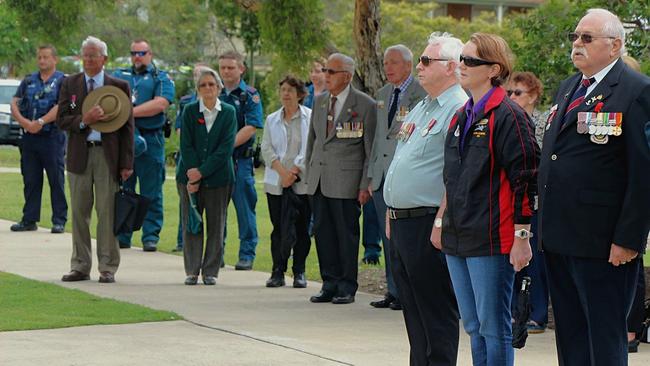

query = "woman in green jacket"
(176, 67), (236, 285)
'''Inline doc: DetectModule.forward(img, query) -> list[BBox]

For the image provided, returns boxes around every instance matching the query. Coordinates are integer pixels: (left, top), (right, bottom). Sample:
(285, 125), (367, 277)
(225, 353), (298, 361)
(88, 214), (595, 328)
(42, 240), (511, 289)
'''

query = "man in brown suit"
(56, 36), (134, 283)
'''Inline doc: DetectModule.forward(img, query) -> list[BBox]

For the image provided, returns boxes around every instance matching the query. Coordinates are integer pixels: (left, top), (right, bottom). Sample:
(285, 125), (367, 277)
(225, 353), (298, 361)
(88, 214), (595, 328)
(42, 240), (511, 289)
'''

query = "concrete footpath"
(0, 219), (648, 365)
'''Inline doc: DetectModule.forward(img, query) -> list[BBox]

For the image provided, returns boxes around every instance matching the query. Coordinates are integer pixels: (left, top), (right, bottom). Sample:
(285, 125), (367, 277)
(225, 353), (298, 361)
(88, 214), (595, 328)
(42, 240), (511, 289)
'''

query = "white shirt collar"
(199, 97), (221, 113)
(585, 58), (618, 84)
(331, 83), (351, 102)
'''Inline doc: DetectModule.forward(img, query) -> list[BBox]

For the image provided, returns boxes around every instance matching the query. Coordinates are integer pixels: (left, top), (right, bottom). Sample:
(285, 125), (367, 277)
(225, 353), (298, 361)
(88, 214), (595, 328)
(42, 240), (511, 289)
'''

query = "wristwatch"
(514, 229), (533, 239)
(434, 218), (443, 228)
(79, 122), (86, 130)
(37, 118), (45, 126)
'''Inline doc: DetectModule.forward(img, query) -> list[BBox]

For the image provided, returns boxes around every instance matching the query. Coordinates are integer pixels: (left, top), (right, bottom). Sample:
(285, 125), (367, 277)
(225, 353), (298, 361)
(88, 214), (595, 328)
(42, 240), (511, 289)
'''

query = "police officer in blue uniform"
(113, 38), (175, 252)
(10, 45), (67, 233)
(218, 51), (263, 270)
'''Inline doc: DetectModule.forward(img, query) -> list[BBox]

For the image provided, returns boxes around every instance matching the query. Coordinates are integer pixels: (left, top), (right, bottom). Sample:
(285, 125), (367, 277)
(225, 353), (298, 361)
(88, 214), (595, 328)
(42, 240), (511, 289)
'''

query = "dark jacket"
(442, 87), (539, 257)
(538, 59), (650, 258)
(176, 101), (236, 188)
(56, 72), (134, 180)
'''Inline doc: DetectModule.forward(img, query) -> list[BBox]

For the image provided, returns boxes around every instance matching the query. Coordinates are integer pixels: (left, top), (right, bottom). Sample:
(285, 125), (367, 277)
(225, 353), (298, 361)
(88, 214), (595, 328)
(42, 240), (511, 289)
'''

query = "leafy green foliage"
(0, 4), (34, 76)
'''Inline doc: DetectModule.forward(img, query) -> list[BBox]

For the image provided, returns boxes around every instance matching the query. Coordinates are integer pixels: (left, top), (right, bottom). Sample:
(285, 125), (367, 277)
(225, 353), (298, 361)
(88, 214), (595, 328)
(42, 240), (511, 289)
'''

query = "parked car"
(0, 79), (22, 145)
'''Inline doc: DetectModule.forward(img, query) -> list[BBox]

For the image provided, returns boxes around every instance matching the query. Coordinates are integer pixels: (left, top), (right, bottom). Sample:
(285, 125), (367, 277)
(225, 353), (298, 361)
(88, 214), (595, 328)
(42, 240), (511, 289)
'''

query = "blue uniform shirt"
(303, 84), (315, 109)
(113, 64), (175, 130)
(219, 79), (263, 157)
(175, 92), (197, 130)
(14, 70), (65, 134)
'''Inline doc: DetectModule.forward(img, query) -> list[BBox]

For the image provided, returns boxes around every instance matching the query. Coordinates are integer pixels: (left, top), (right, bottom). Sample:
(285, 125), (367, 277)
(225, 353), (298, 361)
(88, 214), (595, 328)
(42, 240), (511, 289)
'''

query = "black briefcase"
(113, 185), (151, 235)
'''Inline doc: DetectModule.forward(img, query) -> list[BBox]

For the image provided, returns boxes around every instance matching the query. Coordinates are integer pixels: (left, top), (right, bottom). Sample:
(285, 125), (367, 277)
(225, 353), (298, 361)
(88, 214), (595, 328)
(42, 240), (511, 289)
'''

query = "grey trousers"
(178, 182), (231, 277)
(68, 146), (120, 274)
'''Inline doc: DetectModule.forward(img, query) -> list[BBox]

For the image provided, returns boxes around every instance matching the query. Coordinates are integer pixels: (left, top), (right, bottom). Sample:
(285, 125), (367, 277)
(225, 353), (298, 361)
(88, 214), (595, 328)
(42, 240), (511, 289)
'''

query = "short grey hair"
(427, 32), (464, 78)
(328, 53), (355, 74)
(81, 36), (108, 57)
(384, 44), (413, 62)
(195, 67), (224, 92)
(585, 8), (626, 55)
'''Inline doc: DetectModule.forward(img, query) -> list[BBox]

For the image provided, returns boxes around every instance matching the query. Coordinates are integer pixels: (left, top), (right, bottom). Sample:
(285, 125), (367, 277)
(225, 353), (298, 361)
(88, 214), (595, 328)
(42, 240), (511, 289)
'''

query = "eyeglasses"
(459, 55), (496, 68)
(419, 55), (450, 66)
(198, 82), (218, 88)
(507, 89), (529, 97)
(567, 32), (616, 44)
(321, 68), (348, 75)
(130, 50), (150, 57)
(82, 54), (103, 60)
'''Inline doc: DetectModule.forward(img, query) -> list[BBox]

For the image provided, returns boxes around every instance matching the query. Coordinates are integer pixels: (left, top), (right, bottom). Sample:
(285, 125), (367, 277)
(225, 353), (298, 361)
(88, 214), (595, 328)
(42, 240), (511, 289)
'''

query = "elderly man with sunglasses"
(113, 38), (175, 252)
(383, 32), (467, 365)
(305, 53), (377, 305)
(538, 9), (650, 365)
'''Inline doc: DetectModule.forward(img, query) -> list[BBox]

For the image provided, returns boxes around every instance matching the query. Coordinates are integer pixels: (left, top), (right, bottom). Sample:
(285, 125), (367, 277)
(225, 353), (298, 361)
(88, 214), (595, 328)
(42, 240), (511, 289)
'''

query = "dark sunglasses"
(567, 32), (615, 44)
(419, 55), (449, 66)
(321, 68), (347, 75)
(459, 54), (496, 68)
(507, 89), (528, 97)
(130, 50), (149, 57)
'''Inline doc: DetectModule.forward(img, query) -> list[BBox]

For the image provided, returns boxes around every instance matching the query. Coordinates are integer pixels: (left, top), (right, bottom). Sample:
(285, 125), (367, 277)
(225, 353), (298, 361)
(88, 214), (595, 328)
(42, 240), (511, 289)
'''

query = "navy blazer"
(538, 58), (650, 258)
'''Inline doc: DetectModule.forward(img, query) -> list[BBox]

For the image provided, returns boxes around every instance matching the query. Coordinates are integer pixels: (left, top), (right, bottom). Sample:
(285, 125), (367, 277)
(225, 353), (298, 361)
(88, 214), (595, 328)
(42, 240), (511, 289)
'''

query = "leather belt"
(86, 141), (102, 147)
(387, 206), (438, 220)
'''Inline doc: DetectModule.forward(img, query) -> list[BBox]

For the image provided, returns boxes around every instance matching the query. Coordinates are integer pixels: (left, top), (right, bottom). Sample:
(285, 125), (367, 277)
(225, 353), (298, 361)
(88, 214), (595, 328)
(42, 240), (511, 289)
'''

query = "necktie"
(327, 96), (337, 137)
(387, 87), (401, 128)
(563, 77), (595, 122)
(88, 78), (95, 92)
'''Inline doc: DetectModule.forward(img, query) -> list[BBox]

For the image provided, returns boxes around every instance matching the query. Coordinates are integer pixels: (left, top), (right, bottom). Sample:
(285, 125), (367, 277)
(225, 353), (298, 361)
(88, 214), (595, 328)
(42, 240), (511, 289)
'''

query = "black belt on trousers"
(86, 141), (102, 147)
(387, 206), (438, 220)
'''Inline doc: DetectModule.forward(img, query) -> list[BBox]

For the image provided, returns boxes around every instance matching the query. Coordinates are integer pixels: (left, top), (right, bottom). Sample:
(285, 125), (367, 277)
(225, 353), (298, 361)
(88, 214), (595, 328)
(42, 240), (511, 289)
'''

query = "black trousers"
(311, 189), (361, 296)
(390, 211), (459, 366)
(545, 252), (638, 366)
(627, 257), (646, 337)
(266, 191), (311, 273)
(20, 133), (67, 225)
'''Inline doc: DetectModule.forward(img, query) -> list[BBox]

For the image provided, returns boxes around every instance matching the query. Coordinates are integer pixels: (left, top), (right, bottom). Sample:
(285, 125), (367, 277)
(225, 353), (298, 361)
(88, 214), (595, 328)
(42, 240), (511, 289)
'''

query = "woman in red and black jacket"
(439, 33), (539, 366)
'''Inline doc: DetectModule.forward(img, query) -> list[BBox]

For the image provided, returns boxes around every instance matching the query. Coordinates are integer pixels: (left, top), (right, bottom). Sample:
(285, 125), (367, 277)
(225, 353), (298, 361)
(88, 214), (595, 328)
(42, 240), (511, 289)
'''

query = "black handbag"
(113, 182), (151, 235)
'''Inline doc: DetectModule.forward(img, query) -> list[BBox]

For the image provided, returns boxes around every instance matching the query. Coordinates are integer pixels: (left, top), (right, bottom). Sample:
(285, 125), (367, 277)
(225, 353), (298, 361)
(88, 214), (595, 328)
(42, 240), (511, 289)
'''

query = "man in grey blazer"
(368, 44), (427, 310)
(306, 53), (377, 304)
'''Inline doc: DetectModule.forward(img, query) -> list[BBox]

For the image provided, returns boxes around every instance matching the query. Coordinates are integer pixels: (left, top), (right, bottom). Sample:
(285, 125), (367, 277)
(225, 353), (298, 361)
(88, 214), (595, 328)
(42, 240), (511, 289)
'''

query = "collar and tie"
(387, 87), (401, 128)
(327, 96), (337, 137)
(88, 78), (95, 92)
(560, 77), (595, 127)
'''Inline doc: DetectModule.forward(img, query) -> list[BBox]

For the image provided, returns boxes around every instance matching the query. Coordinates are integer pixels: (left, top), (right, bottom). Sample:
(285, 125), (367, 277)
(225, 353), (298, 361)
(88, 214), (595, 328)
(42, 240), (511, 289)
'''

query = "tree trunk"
(353, 0), (385, 96)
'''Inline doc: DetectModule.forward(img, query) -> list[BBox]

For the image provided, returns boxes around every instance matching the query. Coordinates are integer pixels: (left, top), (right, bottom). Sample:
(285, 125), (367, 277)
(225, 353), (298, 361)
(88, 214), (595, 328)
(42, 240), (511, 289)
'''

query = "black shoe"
(142, 241), (157, 252)
(332, 294), (355, 304)
(362, 255), (380, 265)
(310, 290), (335, 303)
(389, 298), (402, 310)
(370, 294), (395, 308)
(628, 339), (640, 353)
(293, 272), (307, 288)
(98, 271), (115, 283)
(203, 276), (217, 285)
(119, 241), (131, 249)
(266, 271), (285, 287)
(51, 224), (65, 234)
(61, 270), (90, 282)
(185, 275), (198, 285)
(235, 259), (253, 270)
(10, 221), (37, 232)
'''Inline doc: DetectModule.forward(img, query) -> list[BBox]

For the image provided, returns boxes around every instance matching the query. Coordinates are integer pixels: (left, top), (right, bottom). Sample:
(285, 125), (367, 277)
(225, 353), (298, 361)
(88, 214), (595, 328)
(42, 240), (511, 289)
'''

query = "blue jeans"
(231, 158), (258, 260)
(118, 129), (165, 245)
(446, 254), (515, 366)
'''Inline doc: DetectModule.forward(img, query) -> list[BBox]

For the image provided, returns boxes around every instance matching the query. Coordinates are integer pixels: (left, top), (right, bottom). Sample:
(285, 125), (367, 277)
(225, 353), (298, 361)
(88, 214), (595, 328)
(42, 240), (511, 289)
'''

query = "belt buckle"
(388, 209), (397, 220)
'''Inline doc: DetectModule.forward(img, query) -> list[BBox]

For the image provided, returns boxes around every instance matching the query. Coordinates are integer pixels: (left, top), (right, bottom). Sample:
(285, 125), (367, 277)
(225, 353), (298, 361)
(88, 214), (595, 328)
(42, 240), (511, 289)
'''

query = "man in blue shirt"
(218, 51), (264, 270)
(10, 45), (67, 233)
(113, 38), (175, 252)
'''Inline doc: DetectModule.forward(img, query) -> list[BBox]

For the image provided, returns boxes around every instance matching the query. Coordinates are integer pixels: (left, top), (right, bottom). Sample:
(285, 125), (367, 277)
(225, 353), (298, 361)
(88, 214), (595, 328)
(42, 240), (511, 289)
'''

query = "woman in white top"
(261, 75), (312, 288)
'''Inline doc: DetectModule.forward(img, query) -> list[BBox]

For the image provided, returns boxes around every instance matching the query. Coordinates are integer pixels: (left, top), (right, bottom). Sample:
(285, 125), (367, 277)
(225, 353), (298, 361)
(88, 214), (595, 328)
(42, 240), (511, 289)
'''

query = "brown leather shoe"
(98, 271), (115, 283)
(61, 270), (90, 282)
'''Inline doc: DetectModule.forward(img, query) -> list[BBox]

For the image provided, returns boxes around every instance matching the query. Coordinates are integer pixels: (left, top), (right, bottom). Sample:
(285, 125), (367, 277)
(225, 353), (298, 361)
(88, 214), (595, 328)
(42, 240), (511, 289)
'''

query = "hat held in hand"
(82, 85), (131, 133)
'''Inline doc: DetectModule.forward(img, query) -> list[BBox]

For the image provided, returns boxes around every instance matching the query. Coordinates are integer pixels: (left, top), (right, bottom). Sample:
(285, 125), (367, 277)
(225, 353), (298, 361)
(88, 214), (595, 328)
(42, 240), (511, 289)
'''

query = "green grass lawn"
(0, 272), (180, 331)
